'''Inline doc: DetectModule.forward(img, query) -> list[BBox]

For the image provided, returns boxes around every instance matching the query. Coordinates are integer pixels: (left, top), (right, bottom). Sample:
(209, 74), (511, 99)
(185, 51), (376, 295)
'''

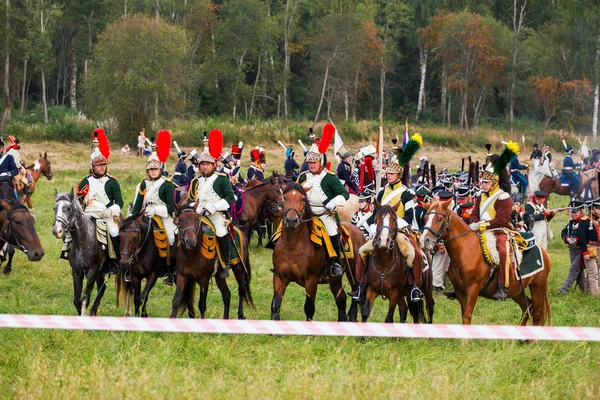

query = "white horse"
(529, 160), (558, 194)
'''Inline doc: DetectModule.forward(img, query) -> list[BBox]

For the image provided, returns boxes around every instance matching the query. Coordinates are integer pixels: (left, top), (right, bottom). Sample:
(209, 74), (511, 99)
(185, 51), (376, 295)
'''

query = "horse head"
(53, 188), (79, 240)
(373, 204), (400, 251)
(39, 152), (53, 180)
(178, 204), (200, 249)
(282, 183), (310, 230)
(420, 199), (453, 251)
(119, 213), (148, 268)
(0, 198), (44, 261)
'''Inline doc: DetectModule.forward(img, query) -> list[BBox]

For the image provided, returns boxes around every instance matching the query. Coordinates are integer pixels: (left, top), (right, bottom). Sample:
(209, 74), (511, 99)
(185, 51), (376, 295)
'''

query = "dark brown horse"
(271, 183), (365, 322)
(18, 152), (53, 210)
(171, 204), (254, 319)
(420, 200), (551, 326)
(539, 168), (598, 200)
(118, 214), (168, 317)
(237, 175), (282, 246)
(361, 204), (434, 324)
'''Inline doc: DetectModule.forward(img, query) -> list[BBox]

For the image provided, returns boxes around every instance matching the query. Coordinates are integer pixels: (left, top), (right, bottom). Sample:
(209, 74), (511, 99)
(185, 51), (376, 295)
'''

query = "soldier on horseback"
(187, 129), (236, 279)
(74, 128), (123, 276)
(284, 147), (300, 180)
(336, 146), (358, 195)
(561, 137), (581, 197)
(469, 142), (519, 301)
(132, 130), (177, 285)
(297, 128), (349, 277)
(0, 137), (18, 200)
(247, 148), (266, 181)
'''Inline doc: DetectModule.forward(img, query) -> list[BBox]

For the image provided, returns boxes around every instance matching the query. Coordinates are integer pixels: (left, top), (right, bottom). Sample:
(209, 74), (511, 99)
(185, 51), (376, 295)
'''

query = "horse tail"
(539, 249), (552, 326)
(178, 280), (195, 317)
(115, 271), (128, 308)
(241, 240), (255, 308)
(408, 298), (427, 323)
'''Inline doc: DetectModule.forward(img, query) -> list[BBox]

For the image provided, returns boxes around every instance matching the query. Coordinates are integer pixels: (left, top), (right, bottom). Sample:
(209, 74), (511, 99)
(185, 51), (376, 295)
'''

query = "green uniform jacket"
(76, 174), (123, 210)
(187, 172), (235, 205)
(132, 178), (176, 215)
(297, 169), (350, 204)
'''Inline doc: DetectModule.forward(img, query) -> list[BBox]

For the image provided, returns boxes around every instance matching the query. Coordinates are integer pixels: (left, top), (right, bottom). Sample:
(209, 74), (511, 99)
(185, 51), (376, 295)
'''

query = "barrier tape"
(1, 314), (600, 341)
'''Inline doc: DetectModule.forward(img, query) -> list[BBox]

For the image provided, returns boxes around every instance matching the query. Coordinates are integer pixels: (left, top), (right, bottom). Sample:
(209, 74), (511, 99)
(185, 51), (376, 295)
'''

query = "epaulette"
(214, 171), (226, 177)
(161, 176), (172, 183)
(296, 170), (308, 183)
(581, 216), (589, 221)
(107, 173), (118, 180)
(325, 168), (335, 175)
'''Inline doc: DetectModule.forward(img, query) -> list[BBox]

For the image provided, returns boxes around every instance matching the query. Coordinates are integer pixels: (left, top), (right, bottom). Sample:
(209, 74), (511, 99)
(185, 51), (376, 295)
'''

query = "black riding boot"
(109, 236), (121, 276)
(217, 236), (231, 279)
(493, 283), (508, 302)
(163, 243), (178, 286)
(348, 280), (367, 302)
(329, 234), (344, 277)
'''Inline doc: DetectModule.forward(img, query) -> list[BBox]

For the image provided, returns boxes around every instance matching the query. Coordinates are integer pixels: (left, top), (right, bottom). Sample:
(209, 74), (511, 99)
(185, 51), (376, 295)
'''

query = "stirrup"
(218, 265), (231, 279)
(124, 270), (132, 283)
(410, 286), (423, 303)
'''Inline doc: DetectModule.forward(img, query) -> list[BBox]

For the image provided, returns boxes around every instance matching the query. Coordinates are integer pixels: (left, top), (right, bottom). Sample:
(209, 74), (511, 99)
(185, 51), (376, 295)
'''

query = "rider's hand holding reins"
(144, 205), (156, 218)
(468, 222), (480, 231)
(325, 202), (337, 212)
(205, 203), (217, 215)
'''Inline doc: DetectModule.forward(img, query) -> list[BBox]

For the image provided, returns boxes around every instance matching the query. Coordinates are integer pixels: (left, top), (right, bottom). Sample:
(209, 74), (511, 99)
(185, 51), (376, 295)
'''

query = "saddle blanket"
(151, 216), (170, 264)
(199, 217), (244, 268)
(516, 244), (545, 280)
(267, 218), (354, 259)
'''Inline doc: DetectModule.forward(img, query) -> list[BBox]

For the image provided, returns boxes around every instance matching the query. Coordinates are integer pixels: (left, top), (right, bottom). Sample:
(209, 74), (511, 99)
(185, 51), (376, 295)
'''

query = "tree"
(84, 14), (188, 142)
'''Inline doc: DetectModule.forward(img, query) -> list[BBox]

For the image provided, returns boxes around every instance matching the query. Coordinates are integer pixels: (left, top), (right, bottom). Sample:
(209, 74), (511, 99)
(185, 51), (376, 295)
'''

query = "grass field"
(0, 145), (599, 399)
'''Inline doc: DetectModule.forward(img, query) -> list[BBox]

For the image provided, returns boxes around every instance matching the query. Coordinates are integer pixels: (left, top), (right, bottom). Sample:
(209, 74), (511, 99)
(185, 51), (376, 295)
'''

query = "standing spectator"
(137, 131), (145, 157)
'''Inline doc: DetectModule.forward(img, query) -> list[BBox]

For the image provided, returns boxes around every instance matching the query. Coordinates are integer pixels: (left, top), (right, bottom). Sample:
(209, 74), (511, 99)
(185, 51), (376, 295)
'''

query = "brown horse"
(420, 200), (551, 326)
(271, 183), (365, 322)
(118, 214), (168, 317)
(361, 204), (434, 324)
(237, 175), (282, 246)
(16, 152), (53, 210)
(171, 204), (254, 319)
(539, 168), (598, 200)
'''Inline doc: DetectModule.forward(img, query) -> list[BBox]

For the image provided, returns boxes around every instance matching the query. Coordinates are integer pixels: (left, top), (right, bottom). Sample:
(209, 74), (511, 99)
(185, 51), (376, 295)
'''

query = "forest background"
(1, 0), (600, 149)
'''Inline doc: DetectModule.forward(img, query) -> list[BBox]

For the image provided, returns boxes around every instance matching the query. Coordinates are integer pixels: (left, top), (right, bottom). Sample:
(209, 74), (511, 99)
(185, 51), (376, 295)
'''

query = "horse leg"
(398, 297), (408, 323)
(170, 274), (186, 318)
(329, 278), (348, 322)
(198, 281), (208, 319)
(81, 269), (98, 316)
(89, 274), (107, 316)
(385, 292), (399, 323)
(232, 265), (246, 320)
(511, 291), (533, 326)
(2, 246), (15, 275)
(215, 277), (232, 320)
(133, 276), (142, 317)
(460, 287), (481, 325)
(270, 274), (289, 320)
(72, 270), (84, 315)
(140, 274), (159, 318)
(361, 286), (377, 323)
(304, 278), (318, 321)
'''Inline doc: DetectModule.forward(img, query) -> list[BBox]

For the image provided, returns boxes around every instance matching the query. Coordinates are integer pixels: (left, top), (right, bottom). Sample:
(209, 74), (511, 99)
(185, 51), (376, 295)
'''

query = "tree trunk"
(416, 45), (427, 120)
(249, 54), (262, 119)
(70, 53), (77, 109)
(509, 0), (527, 135)
(344, 87), (349, 121)
(593, 33), (600, 142)
(447, 96), (451, 126)
(1, 0), (11, 133)
(282, 0), (297, 126)
(473, 88), (486, 128)
(277, 94), (281, 118)
(154, 96), (159, 126)
(313, 62), (331, 125)
(379, 68), (386, 124)
(353, 70), (359, 122)
(41, 66), (49, 124)
(20, 58), (28, 116)
(155, 0), (160, 20)
(441, 62), (447, 124)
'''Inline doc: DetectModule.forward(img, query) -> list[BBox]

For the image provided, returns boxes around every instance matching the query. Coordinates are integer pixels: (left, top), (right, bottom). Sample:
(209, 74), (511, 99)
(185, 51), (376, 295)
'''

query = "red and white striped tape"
(1, 314), (599, 341)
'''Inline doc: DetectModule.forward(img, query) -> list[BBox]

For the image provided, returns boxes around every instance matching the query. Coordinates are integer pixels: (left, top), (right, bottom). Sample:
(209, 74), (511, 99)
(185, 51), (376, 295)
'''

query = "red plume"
(94, 127), (110, 160)
(156, 130), (171, 163)
(365, 156), (375, 181)
(208, 129), (223, 159)
(326, 161), (331, 170)
(319, 123), (335, 154)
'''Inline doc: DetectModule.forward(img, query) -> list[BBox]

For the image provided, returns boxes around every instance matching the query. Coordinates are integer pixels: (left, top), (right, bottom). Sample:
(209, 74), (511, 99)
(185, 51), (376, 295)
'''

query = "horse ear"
(55, 188), (58, 198)
(44, 152), (47, 159)
(69, 187), (75, 200)
(374, 199), (382, 209)
(39, 152), (42, 158)
(0, 199), (10, 211)
(392, 201), (401, 212)
(441, 199), (453, 209)
(422, 202), (433, 210)
(304, 186), (311, 192)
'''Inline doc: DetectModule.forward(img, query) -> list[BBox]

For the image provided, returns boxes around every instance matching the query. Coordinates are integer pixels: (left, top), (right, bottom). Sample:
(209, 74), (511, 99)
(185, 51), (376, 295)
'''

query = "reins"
(120, 217), (152, 264)
(0, 208), (30, 252)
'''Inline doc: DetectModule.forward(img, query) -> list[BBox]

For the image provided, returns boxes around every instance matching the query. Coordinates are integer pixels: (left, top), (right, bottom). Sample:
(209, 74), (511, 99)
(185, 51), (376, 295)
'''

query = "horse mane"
(56, 192), (84, 216)
(121, 213), (144, 229)
(178, 203), (194, 214)
(375, 204), (396, 226)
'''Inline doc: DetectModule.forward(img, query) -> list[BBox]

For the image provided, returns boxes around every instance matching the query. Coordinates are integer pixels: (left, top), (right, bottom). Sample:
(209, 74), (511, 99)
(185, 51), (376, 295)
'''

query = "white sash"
(143, 179), (166, 208)
(479, 190), (503, 221)
(381, 186), (405, 205)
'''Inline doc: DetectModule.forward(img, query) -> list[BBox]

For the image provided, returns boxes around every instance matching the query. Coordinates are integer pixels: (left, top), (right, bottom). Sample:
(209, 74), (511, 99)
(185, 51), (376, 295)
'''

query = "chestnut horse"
(539, 168), (598, 200)
(16, 152), (54, 210)
(271, 183), (365, 322)
(421, 200), (551, 326)
(237, 175), (282, 246)
(171, 204), (254, 319)
(361, 204), (434, 324)
(118, 214), (168, 317)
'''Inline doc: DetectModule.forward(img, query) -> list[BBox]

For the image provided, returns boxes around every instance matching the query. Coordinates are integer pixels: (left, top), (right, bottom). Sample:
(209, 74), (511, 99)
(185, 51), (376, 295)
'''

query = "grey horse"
(53, 189), (110, 316)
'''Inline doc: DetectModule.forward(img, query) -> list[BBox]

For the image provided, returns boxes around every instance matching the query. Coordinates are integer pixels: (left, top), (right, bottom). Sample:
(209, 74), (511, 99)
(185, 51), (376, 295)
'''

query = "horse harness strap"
(370, 245), (399, 300)
(1, 208), (29, 252)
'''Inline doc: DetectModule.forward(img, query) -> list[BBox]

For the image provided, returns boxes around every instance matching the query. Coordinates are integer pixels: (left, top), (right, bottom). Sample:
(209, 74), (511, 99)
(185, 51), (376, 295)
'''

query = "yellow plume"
(411, 133), (423, 147)
(507, 140), (520, 155)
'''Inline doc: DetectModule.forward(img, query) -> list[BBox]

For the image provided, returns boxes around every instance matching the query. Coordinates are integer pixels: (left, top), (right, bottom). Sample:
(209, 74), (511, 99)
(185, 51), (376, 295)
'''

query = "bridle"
(373, 211), (398, 251)
(54, 199), (83, 233)
(178, 208), (200, 246)
(0, 207), (32, 253)
(119, 216), (152, 264)
(282, 193), (311, 229)
(423, 209), (473, 244)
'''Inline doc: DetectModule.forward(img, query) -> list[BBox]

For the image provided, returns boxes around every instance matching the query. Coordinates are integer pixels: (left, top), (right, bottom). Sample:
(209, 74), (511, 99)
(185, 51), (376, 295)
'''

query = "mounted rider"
(0, 136), (19, 200)
(171, 141), (188, 187)
(185, 149), (199, 185)
(247, 147), (266, 181)
(561, 136), (581, 197)
(284, 147), (300, 180)
(187, 129), (236, 279)
(509, 154), (528, 198)
(336, 145), (358, 195)
(131, 130), (177, 285)
(297, 123), (349, 277)
(5, 136), (32, 195)
(469, 141), (519, 301)
(74, 128), (123, 275)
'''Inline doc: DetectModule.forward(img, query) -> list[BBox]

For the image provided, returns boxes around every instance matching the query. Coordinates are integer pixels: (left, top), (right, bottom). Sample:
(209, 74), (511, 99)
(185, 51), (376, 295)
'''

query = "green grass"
(0, 168), (599, 399)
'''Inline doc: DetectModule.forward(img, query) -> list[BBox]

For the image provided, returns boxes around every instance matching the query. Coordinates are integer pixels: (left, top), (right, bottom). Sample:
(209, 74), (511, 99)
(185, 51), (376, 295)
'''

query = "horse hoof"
(3, 267), (11, 275)
(238, 315), (246, 320)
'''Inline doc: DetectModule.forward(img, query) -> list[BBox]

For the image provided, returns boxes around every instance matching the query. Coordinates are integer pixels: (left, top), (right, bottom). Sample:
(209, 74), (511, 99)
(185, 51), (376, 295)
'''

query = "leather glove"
(567, 237), (578, 245)
(205, 203), (217, 215)
(144, 205), (156, 218)
(99, 209), (112, 219)
(325, 202), (337, 212)
(195, 206), (205, 215)
(468, 222), (480, 231)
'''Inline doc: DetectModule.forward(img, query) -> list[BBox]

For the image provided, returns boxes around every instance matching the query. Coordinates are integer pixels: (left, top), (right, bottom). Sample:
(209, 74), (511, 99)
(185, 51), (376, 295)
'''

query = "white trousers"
(207, 212), (229, 237)
(319, 214), (338, 236)
(432, 250), (451, 288)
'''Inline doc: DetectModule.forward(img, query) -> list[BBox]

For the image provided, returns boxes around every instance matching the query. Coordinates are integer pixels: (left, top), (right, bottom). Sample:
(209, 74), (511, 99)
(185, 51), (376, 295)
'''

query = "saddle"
(194, 216), (244, 268)
(479, 229), (528, 284)
(267, 218), (354, 260)
(95, 219), (116, 259)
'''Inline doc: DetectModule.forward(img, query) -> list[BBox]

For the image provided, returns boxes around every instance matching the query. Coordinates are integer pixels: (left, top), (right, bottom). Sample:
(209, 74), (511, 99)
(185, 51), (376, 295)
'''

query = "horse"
(539, 168), (598, 200)
(171, 204), (254, 319)
(420, 199), (551, 326)
(118, 213), (168, 317)
(0, 198), (44, 274)
(338, 194), (359, 223)
(271, 183), (365, 322)
(53, 189), (111, 316)
(236, 175), (282, 246)
(361, 204), (434, 324)
(17, 152), (53, 211)
(528, 160), (558, 194)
